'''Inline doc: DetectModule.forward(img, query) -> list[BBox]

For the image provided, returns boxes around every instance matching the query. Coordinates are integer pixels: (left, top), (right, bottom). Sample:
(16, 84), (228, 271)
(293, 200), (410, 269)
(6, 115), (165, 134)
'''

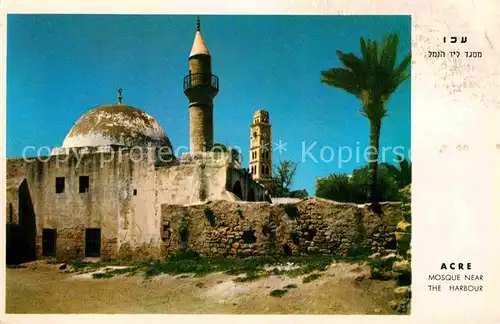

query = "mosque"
(5, 19), (274, 263)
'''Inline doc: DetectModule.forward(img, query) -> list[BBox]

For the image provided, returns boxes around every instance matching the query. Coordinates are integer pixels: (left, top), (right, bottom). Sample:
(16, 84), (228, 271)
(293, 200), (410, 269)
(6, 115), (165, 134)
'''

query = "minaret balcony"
(183, 73), (219, 93)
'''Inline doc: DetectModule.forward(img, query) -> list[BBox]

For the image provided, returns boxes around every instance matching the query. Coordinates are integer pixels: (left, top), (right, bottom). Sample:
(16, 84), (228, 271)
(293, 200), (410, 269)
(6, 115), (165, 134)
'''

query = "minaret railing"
(183, 73), (219, 92)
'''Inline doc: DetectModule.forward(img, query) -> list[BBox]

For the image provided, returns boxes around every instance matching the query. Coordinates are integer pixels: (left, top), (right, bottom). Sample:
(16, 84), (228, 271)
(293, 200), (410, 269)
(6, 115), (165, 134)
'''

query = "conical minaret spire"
(184, 17), (219, 153)
(189, 17), (210, 58)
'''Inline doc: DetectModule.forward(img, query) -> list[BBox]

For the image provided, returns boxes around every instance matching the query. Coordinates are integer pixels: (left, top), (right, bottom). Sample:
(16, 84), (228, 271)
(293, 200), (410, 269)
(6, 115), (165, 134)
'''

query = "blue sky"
(7, 15), (411, 195)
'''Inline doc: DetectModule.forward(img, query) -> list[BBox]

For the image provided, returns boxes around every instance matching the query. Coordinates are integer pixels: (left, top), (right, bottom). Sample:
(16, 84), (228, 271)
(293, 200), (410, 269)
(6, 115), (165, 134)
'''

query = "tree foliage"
(271, 160), (298, 198)
(316, 156), (411, 203)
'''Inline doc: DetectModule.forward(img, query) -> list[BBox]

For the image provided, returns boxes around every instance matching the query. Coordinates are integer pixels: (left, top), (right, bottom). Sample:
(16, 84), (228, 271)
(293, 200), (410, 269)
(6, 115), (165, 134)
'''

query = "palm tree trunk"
(368, 119), (381, 204)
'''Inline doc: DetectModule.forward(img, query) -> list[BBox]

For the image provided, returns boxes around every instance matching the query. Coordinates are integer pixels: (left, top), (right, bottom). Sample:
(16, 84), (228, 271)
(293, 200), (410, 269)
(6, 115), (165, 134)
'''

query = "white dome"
(61, 104), (173, 150)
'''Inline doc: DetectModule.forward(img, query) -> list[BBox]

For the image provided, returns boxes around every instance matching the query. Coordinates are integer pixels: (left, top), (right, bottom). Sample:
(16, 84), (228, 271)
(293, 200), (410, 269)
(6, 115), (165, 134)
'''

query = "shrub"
(302, 273), (321, 283)
(316, 174), (353, 202)
(316, 162), (411, 203)
(233, 274), (262, 282)
(347, 244), (371, 258)
(270, 289), (289, 297)
(167, 250), (200, 261)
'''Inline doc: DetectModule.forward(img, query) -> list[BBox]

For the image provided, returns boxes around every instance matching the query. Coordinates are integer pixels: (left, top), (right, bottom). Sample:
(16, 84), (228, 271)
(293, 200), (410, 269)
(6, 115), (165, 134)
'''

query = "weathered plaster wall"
(155, 163), (227, 205)
(161, 199), (402, 257)
(6, 149), (269, 262)
(6, 150), (165, 261)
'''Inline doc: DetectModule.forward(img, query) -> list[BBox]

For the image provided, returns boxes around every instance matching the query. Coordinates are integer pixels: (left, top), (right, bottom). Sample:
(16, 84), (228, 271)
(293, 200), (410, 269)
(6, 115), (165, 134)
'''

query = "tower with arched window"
(249, 110), (272, 189)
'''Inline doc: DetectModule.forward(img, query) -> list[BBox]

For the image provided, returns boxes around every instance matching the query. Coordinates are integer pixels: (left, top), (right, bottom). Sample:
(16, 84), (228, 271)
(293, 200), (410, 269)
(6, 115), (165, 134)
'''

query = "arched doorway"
(232, 181), (243, 200)
(8, 179), (37, 264)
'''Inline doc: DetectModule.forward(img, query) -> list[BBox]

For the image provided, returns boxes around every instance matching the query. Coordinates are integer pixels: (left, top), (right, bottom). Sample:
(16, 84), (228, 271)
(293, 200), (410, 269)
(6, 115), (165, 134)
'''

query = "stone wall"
(161, 199), (402, 257)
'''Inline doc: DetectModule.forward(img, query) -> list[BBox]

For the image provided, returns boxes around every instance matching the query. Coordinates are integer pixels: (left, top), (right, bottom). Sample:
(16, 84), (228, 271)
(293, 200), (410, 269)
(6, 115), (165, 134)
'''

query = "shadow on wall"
(232, 181), (243, 200)
(247, 189), (255, 202)
(6, 179), (37, 265)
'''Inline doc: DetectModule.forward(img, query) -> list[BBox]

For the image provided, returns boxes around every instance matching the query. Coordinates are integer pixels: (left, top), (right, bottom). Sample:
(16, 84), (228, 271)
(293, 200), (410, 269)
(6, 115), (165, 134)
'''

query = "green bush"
(347, 244), (372, 258)
(302, 273), (322, 283)
(167, 250), (200, 261)
(316, 161), (411, 203)
(270, 289), (289, 297)
(316, 174), (353, 202)
(233, 274), (262, 282)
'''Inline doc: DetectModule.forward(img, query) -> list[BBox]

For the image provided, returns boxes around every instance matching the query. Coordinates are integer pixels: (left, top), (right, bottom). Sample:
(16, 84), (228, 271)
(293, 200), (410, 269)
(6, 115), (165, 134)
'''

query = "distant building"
(249, 110), (273, 191)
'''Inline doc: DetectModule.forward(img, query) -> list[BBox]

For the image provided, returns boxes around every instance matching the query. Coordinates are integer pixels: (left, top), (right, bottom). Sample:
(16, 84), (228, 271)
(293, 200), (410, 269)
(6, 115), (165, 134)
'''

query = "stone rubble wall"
(161, 198), (403, 257)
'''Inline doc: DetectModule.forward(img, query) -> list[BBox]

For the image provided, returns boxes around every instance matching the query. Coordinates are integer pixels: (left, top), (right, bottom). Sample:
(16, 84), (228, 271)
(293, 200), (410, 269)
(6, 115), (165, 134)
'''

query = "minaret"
(183, 17), (219, 153)
(249, 110), (272, 188)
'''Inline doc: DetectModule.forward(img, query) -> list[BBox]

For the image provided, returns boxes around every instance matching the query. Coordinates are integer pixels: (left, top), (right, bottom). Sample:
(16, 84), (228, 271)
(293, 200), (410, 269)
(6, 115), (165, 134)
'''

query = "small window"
(42, 229), (57, 257)
(79, 176), (89, 193)
(55, 177), (65, 193)
(133, 189), (137, 196)
(85, 228), (101, 257)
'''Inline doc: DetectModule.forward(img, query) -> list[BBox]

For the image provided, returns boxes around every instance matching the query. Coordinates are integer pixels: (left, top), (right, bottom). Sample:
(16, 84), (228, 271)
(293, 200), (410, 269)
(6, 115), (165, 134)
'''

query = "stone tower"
(183, 17), (219, 153)
(249, 110), (272, 188)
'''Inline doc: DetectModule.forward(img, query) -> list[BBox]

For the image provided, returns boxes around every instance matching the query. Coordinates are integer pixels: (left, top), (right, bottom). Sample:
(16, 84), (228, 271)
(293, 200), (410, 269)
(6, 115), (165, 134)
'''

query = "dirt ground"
(6, 261), (399, 314)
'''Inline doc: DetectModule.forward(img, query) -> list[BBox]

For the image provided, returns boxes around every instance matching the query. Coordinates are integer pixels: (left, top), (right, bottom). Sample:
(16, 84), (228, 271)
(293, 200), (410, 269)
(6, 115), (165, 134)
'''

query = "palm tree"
(320, 33), (411, 204)
(385, 154), (412, 189)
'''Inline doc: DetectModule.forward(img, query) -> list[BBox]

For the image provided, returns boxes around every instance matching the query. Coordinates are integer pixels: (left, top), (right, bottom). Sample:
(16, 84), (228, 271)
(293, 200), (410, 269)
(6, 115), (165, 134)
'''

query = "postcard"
(1, 1), (499, 323)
